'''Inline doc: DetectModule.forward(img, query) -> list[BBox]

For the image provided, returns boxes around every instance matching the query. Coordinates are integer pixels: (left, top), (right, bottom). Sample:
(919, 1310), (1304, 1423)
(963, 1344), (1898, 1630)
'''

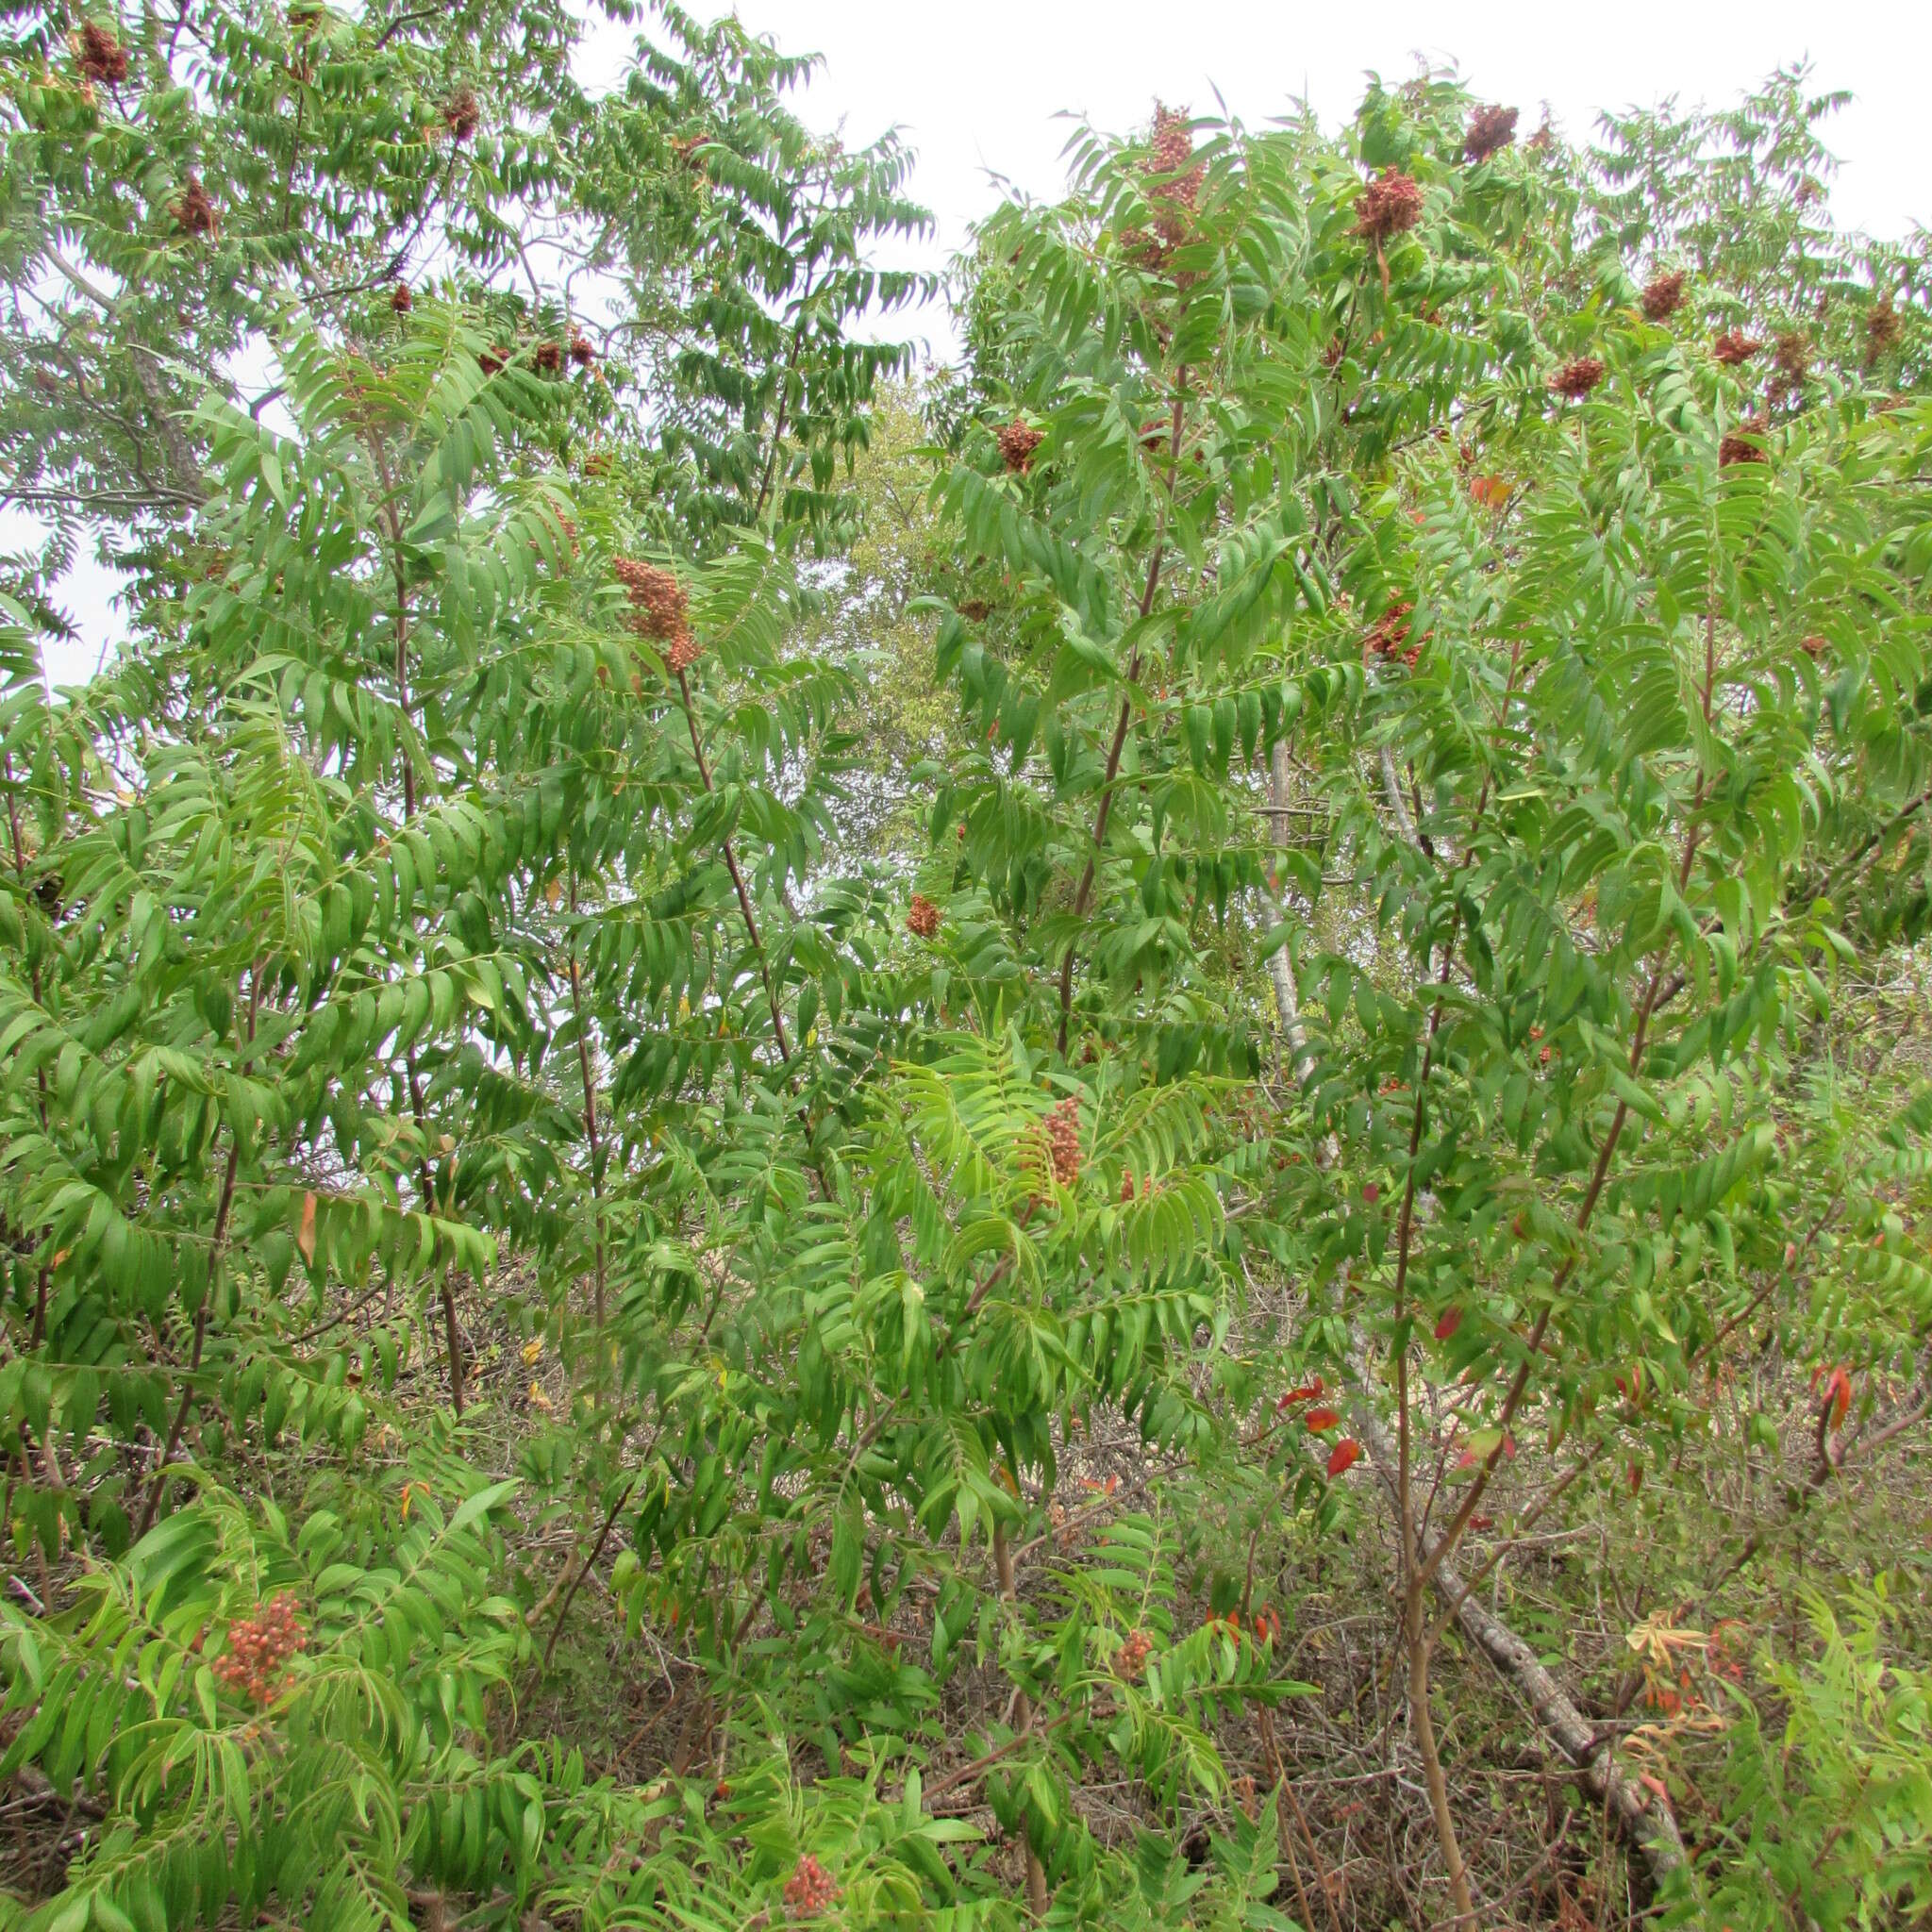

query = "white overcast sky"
(698, 0), (1927, 319)
(23, 0), (1929, 686)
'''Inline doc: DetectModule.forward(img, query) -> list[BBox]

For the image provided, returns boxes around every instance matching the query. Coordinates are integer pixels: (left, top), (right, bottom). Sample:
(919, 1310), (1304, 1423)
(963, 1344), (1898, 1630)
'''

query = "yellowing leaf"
(296, 1191), (317, 1264)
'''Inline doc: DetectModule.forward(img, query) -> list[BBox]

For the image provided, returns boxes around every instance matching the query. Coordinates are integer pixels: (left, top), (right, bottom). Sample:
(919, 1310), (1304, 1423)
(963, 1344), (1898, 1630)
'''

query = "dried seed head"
(1041, 1096), (1082, 1187)
(1144, 105), (1206, 243)
(1719, 416), (1768, 467)
(1116, 1628), (1155, 1674)
(1772, 328), (1811, 381)
(172, 175), (218, 239)
(783, 1853), (839, 1918)
(478, 345), (508, 375)
(613, 558), (695, 666)
(569, 330), (595, 367)
(532, 340), (564, 375)
(1525, 114), (1555, 154)
(1712, 329), (1762, 367)
(1546, 355), (1605, 401)
(996, 421), (1043, 474)
(1463, 104), (1519, 164)
(1354, 169), (1423, 242)
(957, 598), (990, 621)
(1640, 270), (1687, 321)
(391, 283), (413, 315)
(443, 86), (479, 142)
(906, 892), (941, 940)
(75, 21), (128, 84)
(1865, 295), (1903, 360)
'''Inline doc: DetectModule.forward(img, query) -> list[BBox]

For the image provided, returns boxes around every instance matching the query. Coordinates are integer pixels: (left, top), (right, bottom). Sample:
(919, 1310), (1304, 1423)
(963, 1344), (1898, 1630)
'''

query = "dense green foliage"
(2, 6), (1930, 1927)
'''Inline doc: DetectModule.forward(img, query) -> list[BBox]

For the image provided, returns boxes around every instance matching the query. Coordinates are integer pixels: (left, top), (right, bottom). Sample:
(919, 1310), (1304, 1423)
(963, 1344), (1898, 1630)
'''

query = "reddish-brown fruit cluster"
(390, 283), (413, 315)
(1772, 328), (1811, 380)
(569, 331), (596, 367)
(1145, 105), (1205, 243)
(1546, 355), (1605, 401)
(443, 86), (479, 143)
(1320, 337), (1344, 370)
(1463, 104), (1519, 164)
(1525, 115), (1555, 155)
(612, 558), (685, 638)
(75, 22), (128, 84)
(958, 597), (991, 621)
(212, 1592), (307, 1704)
(1640, 270), (1687, 321)
(173, 175), (218, 240)
(478, 345), (508, 376)
(1801, 632), (1828, 658)
(532, 341), (564, 375)
(1115, 1628), (1155, 1675)
(906, 892), (941, 940)
(1362, 600), (1420, 671)
(1042, 1096), (1081, 1188)
(783, 1854), (839, 1918)
(1120, 1170), (1137, 1203)
(1354, 169), (1424, 242)
(1865, 296), (1903, 361)
(1712, 329), (1762, 367)
(996, 421), (1043, 474)
(1719, 416), (1768, 467)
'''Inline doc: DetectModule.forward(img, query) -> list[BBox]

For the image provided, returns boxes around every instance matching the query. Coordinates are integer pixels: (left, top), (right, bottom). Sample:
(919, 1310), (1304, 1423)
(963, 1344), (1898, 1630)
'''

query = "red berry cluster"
(1719, 416), (1768, 467)
(613, 559), (697, 668)
(783, 1853), (839, 1918)
(1361, 600), (1420, 671)
(1463, 104), (1519, 164)
(1115, 1627), (1155, 1674)
(906, 892), (941, 940)
(213, 1592), (307, 1704)
(1353, 170), (1423, 242)
(443, 87), (480, 143)
(569, 331), (596, 368)
(1640, 270), (1686, 321)
(391, 283), (413, 315)
(1712, 329), (1762, 368)
(173, 175), (218, 240)
(1546, 356), (1605, 401)
(532, 340), (564, 375)
(996, 422), (1043, 475)
(75, 21), (127, 84)
(1146, 105), (1205, 243)
(1042, 1097), (1081, 1188)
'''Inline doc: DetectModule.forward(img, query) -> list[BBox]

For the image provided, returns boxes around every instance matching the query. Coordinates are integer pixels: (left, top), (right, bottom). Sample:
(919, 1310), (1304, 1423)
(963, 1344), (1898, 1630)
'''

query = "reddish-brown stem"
(676, 666), (791, 1063)
(1056, 375), (1189, 1055)
(992, 1519), (1052, 1919)
(137, 1137), (240, 1535)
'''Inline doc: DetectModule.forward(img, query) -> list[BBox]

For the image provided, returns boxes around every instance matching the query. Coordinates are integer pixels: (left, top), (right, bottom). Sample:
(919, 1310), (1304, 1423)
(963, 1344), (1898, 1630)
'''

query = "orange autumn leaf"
(296, 1191), (318, 1265)
(1433, 1307), (1462, 1341)
(1326, 1439), (1361, 1477)
(1304, 1407), (1341, 1432)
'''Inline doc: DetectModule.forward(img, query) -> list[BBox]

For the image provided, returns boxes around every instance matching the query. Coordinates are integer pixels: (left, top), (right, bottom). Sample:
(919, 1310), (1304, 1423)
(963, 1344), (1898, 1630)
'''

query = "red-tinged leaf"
(296, 1191), (318, 1265)
(1455, 1449), (1478, 1470)
(1304, 1407), (1340, 1432)
(1361, 1181), (1380, 1203)
(1628, 1462), (1643, 1493)
(1276, 1378), (1324, 1409)
(1502, 1431), (1516, 1459)
(1433, 1307), (1462, 1341)
(1326, 1439), (1361, 1478)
